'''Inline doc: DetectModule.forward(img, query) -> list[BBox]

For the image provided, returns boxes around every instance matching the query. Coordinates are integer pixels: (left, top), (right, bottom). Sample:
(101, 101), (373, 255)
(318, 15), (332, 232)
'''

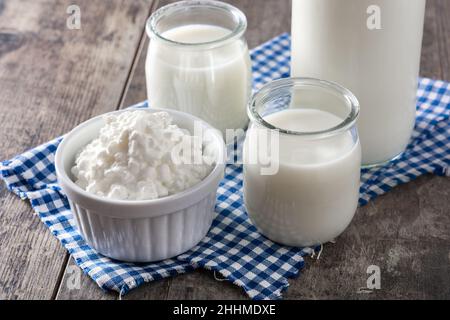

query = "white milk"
(146, 24), (252, 135)
(291, 0), (426, 165)
(244, 109), (361, 247)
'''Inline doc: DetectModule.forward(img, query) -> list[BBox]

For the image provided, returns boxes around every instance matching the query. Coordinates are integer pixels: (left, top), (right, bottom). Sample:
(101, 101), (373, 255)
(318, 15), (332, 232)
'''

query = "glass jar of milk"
(146, 0), (252, 136)
(291, 0), (426, 167)
(243, 78), (361, 247)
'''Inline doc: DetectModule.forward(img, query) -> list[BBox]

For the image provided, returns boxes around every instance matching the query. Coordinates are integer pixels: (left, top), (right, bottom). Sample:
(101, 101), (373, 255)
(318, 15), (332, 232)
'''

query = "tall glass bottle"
(291, 0), (426, 166)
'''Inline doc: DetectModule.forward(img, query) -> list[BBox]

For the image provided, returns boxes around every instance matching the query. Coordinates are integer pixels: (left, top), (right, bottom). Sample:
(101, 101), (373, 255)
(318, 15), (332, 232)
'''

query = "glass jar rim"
(146, 0), (247, 49)
(248, 77), (360, 138)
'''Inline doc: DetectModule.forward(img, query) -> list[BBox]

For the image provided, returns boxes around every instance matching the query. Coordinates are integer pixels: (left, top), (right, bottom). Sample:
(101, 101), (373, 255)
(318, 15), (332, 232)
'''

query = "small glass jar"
(243, 78), (361, 247)
(145, 0), (252, 136)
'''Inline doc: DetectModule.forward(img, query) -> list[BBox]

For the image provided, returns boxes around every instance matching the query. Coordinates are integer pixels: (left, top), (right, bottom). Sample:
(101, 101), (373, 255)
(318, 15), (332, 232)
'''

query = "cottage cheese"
(71, 110), (213, 200)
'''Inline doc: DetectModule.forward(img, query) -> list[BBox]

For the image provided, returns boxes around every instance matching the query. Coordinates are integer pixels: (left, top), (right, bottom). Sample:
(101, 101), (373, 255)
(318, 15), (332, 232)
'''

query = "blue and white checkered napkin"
(1, 34), (449, 300)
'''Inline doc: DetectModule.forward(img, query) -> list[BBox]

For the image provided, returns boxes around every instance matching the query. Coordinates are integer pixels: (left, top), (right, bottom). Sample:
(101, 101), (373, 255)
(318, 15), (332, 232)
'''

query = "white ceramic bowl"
(55, 108), (225, 262)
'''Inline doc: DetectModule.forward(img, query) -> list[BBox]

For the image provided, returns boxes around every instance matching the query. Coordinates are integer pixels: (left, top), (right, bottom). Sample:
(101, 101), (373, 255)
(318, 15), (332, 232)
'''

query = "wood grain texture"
(1, 0), (449, 300)
(0, 188), (67, 299)
(420, 0), (450, 81)
(0, 0), (154, 299)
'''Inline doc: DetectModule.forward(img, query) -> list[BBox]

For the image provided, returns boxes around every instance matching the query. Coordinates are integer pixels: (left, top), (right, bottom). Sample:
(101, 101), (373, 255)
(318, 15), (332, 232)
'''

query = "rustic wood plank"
(434, 0), (450, 81)
(119, 35), (151, 108)
(25, 0), (450, 300)
(420, 0), (446, 80)
(0, 0), (154, 299)
(165, 269), (246, 300)
(0, 188), (68, 299)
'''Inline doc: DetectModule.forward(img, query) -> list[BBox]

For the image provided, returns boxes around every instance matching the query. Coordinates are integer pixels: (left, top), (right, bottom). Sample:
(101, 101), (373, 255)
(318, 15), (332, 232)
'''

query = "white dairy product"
(146, 24), (252, 135)
(243, 109), (361, 246)
(71, 110), (213, 201)
(291, 0), (426, 165)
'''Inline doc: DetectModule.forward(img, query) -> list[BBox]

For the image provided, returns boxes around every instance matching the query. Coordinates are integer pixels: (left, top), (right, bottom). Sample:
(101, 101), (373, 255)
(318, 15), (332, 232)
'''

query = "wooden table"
(0, 0), (449, 300)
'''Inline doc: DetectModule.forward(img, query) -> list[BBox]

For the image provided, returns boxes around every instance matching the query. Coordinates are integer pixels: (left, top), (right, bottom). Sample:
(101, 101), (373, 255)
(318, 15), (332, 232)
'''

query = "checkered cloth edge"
(1, 33), (449, 300)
